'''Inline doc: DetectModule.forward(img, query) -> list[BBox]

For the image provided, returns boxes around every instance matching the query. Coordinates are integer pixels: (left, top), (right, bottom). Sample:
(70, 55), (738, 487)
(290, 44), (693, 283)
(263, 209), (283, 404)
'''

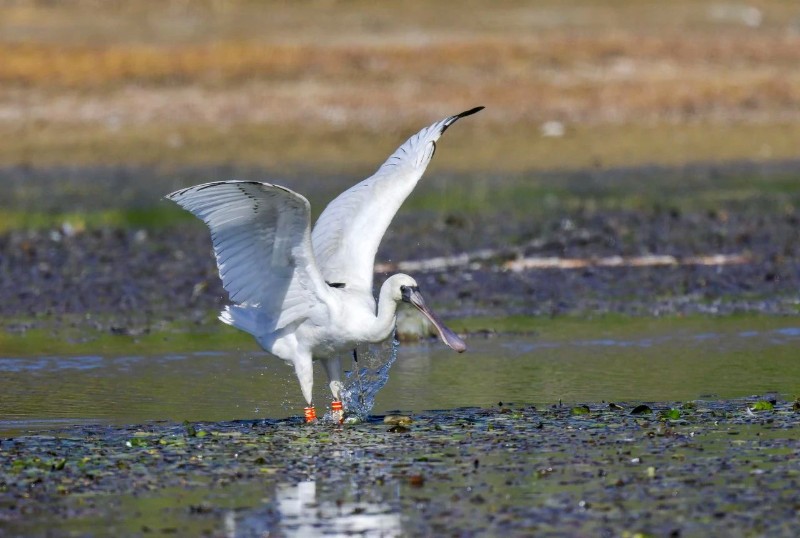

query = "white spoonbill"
(166, 106), (481, 421)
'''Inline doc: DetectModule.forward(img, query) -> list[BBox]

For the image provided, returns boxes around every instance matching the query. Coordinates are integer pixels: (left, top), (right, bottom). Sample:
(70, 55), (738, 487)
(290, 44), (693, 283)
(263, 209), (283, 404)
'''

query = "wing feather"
(311, 107), (483, 292)
(167, 180), (333, 333)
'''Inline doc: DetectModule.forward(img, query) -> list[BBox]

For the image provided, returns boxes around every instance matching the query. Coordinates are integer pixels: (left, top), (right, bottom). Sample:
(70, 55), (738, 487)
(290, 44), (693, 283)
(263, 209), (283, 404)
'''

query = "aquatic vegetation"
(1, 397), (798, 536)
(750, 400), (776, 412)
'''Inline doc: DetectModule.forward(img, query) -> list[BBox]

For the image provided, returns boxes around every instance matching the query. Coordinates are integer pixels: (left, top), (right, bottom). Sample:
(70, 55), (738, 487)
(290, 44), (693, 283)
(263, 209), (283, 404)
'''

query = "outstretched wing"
(166, 181), (334, 332)
(311, 106), (483, 293)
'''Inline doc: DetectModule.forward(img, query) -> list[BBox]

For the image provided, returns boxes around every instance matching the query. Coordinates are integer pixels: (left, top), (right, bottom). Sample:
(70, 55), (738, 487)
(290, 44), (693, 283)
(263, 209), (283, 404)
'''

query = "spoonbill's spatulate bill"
(166, 106), (481, 421)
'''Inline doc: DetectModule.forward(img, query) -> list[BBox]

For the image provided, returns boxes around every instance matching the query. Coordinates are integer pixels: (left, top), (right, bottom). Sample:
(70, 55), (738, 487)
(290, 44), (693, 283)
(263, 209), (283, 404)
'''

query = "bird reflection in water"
(225, 479), (402, 537)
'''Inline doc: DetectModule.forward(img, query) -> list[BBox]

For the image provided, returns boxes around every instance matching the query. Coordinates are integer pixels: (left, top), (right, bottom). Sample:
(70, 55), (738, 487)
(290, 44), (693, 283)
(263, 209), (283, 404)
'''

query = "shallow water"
(1, 319), (799, 435)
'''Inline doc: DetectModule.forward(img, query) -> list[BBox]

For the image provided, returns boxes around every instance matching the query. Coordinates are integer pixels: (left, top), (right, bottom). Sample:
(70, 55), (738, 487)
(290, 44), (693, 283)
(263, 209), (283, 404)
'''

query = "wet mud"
(1, 398), (798, 536)
(2, 160), (799, 334)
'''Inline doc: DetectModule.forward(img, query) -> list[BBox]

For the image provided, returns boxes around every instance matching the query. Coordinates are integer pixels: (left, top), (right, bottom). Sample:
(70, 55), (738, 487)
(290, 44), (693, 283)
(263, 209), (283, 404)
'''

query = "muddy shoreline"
(1, 398), (798, 536)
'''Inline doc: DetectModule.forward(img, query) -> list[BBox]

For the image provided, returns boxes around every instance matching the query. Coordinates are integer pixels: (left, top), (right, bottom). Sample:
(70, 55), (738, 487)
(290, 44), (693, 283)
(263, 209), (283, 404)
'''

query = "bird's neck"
(364, 281), (399, 343)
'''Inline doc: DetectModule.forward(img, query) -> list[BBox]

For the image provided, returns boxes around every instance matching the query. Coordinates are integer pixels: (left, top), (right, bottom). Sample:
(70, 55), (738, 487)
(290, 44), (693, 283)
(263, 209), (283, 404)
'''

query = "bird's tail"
(219, 305), (261, 337)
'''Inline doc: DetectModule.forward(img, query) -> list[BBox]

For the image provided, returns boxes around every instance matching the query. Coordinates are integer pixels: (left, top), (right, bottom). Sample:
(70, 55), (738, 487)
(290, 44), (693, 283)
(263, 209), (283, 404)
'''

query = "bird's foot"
(303, 406), (317, 423)
(330, 401), (344, 424)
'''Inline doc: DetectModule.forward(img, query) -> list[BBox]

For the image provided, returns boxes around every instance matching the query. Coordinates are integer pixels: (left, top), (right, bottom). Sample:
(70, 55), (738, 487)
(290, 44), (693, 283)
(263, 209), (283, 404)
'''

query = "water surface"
(1, 319), (798, 434)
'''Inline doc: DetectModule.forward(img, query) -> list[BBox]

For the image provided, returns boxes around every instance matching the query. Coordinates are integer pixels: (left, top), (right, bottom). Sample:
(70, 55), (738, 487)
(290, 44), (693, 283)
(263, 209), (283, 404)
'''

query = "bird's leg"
(293, 356), (316, 423)
(322, 357), (344, 423)
(323, 356), (344, 400)
(353, 348), (365, 408)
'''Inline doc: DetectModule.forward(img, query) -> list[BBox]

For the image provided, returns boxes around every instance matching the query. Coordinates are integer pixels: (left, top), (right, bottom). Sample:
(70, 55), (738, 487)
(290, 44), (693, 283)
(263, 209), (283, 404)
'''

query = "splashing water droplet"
(280, 399), (295, 413)
(339, 338), (399, 421)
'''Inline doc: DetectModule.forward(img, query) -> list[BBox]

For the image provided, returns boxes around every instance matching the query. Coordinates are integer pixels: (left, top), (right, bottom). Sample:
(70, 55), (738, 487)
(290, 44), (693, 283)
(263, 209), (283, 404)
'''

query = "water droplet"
(341, 338), (399, 420)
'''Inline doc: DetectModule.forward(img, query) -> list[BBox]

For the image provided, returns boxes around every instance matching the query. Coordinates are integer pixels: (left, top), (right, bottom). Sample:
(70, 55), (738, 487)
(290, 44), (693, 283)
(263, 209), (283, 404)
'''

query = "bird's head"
(388, 274), (466, 353)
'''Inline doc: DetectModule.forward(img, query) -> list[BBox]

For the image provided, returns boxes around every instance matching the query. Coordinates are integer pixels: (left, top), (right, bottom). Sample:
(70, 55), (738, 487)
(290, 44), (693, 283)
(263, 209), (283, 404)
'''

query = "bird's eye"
(400, 285), (413, 302)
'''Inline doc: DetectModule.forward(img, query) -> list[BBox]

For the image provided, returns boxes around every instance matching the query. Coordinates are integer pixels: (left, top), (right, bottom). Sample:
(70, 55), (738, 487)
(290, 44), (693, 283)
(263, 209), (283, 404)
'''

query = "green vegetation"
(3, 159), (798, 233)
(0, 207), (193, 233)
(449, 313), (796, 341)
(0, 319), (255, 357)
(750, 400), (775, 411)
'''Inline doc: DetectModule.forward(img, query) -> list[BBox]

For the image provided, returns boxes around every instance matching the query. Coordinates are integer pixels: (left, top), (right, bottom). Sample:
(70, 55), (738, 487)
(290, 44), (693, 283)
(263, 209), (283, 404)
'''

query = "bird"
(166, 106), (482, 422)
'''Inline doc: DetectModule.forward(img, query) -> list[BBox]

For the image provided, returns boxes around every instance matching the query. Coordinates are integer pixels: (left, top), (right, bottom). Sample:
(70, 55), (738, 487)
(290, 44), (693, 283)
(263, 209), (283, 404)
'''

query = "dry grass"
(2, 35), (800, 88)
(1, 0), (799, 169)
(3, 121), (799, 174)
(4, 35), (800, 126)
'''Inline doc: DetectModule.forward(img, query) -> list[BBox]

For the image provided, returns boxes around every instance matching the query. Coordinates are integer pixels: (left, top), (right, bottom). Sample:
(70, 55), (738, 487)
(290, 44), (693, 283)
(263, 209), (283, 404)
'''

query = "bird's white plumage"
(166, 181), (333, 333)
(166, 107), (481, 412)
(311, 110), (478, 293)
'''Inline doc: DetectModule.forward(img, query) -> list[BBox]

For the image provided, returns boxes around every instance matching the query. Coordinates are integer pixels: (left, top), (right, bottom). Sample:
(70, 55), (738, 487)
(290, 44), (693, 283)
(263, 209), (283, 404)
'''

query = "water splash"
(339, 338), (399, 421)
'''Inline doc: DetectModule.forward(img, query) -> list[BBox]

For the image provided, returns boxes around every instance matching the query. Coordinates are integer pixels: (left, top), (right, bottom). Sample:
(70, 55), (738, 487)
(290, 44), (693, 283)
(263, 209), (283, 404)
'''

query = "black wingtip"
(456, 106), (485, 119)
(441, 106), (485, 133)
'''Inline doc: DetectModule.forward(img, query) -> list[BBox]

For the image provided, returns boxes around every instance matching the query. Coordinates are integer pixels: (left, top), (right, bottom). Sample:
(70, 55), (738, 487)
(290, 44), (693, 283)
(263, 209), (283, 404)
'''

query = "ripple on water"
(2, 322), (800, 432)
(773, 327), (800, 338)
(0, 355), (104, 373)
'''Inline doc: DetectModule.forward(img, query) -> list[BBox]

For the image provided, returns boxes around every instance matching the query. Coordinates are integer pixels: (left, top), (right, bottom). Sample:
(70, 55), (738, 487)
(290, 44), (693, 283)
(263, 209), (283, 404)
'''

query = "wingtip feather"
(456, 106), (485, 118)
(441, 106), (484, 133)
